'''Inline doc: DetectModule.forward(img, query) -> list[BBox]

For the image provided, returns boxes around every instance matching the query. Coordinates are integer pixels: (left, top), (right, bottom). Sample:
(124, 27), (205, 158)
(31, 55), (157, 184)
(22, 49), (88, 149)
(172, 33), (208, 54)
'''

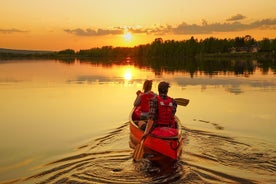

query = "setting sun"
(123, 32), (133, 42)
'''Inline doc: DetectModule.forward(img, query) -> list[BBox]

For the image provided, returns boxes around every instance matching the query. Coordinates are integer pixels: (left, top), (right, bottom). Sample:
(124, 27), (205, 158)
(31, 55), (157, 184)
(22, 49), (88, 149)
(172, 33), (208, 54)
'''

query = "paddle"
(133, 137), (146, 161)
(133, 119), (154, 161)
(174, 98), (190, 106)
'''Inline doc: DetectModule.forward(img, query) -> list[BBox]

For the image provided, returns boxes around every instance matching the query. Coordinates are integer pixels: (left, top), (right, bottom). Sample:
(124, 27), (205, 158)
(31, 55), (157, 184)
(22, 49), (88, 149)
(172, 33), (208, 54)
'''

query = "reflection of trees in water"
(56, 57), (75, 64)
(258, 58), (276, 74)
(132, 57), (274, 77)
(56, 56), (275, 77)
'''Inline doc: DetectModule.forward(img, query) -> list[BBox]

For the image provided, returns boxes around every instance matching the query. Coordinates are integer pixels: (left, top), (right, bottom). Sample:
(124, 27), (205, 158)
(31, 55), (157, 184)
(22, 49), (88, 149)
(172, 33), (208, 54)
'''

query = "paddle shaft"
(133, 137), (146, 161)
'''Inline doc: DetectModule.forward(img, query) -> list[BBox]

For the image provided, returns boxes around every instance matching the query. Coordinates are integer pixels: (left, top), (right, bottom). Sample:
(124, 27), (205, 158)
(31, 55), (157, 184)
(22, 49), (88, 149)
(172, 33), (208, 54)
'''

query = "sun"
(123, 32), (133, 42)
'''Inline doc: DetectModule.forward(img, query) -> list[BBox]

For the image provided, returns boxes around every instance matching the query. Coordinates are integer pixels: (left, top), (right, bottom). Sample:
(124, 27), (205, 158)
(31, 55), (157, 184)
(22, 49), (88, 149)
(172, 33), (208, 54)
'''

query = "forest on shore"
(1, 35), (275, 60)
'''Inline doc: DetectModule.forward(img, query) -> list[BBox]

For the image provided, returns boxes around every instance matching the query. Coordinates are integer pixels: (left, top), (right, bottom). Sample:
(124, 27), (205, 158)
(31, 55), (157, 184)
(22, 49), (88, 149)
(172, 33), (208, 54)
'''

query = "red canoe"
(129, 108), (183, 160)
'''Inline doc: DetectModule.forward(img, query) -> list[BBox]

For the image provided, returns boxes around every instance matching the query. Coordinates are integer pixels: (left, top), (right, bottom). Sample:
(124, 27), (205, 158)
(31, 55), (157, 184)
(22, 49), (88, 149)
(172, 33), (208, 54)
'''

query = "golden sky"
(1, 0), (276, 51)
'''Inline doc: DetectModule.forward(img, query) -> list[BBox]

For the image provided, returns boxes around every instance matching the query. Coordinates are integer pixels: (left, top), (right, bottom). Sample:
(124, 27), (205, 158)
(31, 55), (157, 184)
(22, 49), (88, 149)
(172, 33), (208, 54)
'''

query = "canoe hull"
(129, 109), (183, 160)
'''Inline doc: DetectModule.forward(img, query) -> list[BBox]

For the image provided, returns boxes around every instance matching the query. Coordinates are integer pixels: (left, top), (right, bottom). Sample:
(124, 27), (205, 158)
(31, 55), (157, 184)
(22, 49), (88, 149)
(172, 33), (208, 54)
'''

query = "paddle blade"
(175, 98), (190, 106)
(133, 140), (144, 161)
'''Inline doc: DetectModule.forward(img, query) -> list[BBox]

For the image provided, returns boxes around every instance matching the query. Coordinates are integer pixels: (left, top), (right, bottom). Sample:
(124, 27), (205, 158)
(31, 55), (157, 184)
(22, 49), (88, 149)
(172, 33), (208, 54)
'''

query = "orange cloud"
(226, 14), (247, 21)
(63, 17), (276, 36)
(0, 28), (28, 34)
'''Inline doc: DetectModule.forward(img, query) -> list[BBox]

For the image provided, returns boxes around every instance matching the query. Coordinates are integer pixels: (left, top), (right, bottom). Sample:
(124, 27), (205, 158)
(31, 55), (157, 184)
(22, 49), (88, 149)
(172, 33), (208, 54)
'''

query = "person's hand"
(142, 133), (148, 140)
(136, 90), (142, 95)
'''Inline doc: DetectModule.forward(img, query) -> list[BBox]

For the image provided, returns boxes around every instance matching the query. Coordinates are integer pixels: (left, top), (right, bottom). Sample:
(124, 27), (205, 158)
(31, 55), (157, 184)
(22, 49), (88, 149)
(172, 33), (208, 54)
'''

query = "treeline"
(75, 35), (275, 58)
(1, 35), (276, 60)
(0, 48), (55, 59)
(73, 36), (276, 59)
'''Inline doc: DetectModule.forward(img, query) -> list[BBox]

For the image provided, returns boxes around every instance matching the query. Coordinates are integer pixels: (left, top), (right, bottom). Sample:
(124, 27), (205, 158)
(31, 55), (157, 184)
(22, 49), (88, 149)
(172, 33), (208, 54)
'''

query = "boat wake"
(4, 121), (275, 184)
(181, 127), (276, 184)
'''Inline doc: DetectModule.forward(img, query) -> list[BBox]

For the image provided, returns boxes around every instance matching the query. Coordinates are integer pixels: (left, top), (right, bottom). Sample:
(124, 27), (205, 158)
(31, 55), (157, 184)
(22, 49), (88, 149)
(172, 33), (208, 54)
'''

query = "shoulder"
(150, 95), (158, 101)
(146, 91), (156, 96)
(167, 96), (176, 104)
(171, 97), (177, 106)
(151, 92), (157, 98)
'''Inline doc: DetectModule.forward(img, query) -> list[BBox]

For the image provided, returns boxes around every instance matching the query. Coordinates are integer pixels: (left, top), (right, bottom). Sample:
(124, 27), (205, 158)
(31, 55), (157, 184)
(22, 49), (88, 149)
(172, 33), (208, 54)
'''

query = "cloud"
(64, 28), (123, 36)
(172, 18), (276, 35)
(173, 21), (247, 34)
(250, 18), (276, 27)
(64, 17), (276, 36)
(226, 14), (247, 21)
(64, 25), (170, 36)
(0, 28), (28, 34)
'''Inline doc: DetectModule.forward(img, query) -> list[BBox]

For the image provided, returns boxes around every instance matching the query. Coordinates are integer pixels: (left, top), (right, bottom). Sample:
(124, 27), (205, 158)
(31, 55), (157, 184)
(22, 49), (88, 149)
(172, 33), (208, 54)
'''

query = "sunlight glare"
(123, 32), (132, 42)
(124, 68), (132, 81)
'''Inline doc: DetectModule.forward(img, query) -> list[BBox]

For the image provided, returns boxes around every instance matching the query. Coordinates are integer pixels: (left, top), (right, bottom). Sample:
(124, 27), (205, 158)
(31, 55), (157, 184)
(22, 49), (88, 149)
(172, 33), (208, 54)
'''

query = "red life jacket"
(156, 95), (175, 127)
(140, 91), (155, 112)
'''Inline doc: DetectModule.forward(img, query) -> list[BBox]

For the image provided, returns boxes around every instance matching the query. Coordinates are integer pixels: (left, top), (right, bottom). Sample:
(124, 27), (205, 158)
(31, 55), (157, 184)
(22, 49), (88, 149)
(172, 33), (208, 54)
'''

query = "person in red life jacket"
(133, 80), (156, 129)
(143, 81), (178, 137)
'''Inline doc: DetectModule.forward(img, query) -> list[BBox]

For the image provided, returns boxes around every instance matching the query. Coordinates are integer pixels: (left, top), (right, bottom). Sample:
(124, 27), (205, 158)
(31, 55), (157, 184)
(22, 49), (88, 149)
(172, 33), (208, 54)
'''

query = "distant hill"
(0, 48), (54, 54)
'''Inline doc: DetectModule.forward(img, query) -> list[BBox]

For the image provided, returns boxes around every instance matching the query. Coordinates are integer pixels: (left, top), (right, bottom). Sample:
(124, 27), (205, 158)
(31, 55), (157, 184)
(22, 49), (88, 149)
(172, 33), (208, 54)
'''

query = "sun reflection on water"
(124, 68), (133, 81)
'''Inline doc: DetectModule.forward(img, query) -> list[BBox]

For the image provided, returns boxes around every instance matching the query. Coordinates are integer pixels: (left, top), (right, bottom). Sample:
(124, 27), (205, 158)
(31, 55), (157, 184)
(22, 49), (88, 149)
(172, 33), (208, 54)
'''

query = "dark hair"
(158, 81), (170, 94)
(143, 80), (153, 92)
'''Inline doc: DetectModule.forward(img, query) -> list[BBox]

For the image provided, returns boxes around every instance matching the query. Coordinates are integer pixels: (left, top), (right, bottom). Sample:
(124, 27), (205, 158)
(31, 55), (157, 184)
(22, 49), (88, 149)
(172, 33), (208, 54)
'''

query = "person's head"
(158, 81), (170, 94)
(143, 80), (153, 92)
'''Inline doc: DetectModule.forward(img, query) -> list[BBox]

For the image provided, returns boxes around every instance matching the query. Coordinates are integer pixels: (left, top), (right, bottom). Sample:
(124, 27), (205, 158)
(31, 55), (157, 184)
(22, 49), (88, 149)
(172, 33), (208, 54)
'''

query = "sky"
(1, 0), (276, 51)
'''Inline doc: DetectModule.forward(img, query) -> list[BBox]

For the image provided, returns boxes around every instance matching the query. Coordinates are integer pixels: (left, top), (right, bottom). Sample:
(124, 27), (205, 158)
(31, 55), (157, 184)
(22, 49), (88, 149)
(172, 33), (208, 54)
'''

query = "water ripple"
(3, 121), (274, 184)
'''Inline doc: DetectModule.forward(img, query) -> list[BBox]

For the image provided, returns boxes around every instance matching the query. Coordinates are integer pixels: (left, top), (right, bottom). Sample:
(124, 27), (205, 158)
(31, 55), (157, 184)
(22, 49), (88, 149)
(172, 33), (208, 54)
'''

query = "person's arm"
(133, 91), (142, 106)
(143, 119), (154, 136)
(172, 98), (177, 115)
(142, 97), (157, 137)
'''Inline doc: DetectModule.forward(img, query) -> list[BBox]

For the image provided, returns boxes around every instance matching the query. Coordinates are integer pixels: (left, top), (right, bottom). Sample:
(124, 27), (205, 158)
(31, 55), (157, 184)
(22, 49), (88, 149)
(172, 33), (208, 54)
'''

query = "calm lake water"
(0, 58), (275, 184)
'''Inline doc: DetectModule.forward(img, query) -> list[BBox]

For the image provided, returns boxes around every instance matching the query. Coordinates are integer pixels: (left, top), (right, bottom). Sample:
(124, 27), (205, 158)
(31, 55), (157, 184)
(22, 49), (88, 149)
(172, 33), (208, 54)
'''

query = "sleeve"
(148, 97), (157, 120)
(172, 99), (177, 115)
(133, 94), (142, 106)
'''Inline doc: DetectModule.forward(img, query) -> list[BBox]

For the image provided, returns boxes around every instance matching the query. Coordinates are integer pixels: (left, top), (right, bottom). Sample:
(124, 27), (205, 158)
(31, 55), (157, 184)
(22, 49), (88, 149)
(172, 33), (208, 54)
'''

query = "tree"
(259, 38), (271, 51)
